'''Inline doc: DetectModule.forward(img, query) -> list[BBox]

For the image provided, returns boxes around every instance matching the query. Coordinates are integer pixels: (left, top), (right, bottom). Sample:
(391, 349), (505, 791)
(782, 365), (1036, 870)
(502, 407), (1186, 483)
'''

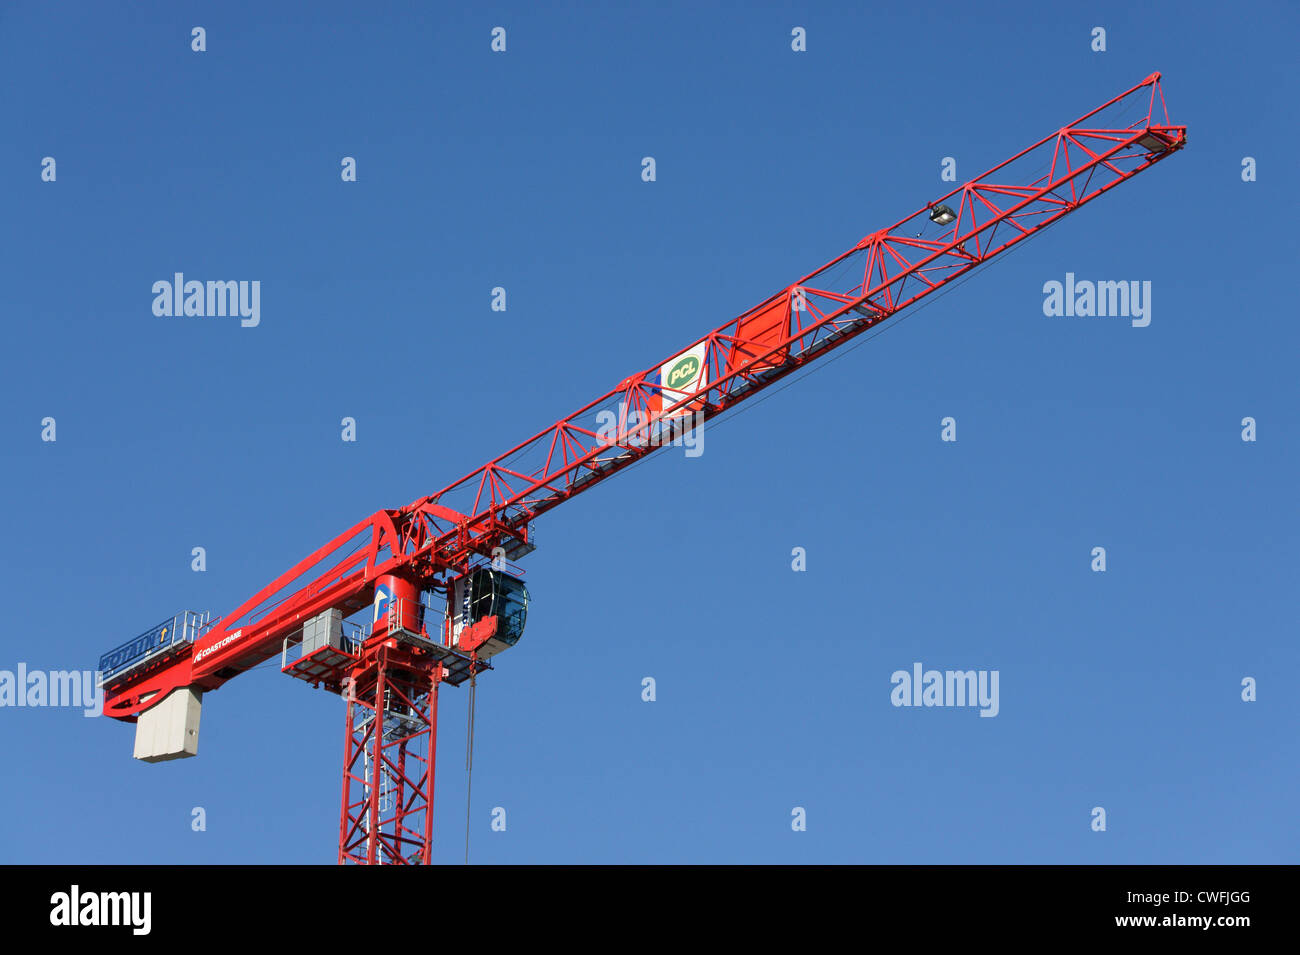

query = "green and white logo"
(666, 355), (700, 390)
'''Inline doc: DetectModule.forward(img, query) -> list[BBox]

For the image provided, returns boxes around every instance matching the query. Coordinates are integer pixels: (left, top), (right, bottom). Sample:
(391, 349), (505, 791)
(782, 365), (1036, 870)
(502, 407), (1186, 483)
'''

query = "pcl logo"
(666, 355), (700, 390)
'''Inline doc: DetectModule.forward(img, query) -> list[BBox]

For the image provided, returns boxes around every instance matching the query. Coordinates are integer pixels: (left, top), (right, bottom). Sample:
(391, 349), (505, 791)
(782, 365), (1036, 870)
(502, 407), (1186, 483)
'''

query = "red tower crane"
(98, 74), (1185, 864)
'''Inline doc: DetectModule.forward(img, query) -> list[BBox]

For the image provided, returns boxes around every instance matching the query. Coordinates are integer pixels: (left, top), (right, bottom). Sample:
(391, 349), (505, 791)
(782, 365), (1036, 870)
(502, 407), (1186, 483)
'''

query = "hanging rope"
(464, 653), (478, 865)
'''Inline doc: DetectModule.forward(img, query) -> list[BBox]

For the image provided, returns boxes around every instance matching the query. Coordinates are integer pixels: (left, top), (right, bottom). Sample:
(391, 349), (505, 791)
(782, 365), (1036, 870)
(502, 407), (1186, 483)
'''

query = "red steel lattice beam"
(337, 643), (441, 865)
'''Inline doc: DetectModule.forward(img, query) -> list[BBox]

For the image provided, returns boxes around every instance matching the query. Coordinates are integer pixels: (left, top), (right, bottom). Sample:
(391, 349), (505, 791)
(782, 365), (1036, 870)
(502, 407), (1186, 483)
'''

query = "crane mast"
(97, 73), (1185, 863)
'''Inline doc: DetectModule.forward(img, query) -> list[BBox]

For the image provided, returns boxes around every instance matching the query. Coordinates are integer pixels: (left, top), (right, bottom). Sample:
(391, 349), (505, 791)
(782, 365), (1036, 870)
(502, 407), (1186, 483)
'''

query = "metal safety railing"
(98, 610), (211, 687)
(374, 596), (449, 645)
(279, 596), (448, 672)
(281, 626), (363, 671)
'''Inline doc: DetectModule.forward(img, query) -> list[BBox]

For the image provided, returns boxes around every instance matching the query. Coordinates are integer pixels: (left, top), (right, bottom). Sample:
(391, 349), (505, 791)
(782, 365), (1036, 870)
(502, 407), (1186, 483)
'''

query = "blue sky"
(0, 0), (1295, 863)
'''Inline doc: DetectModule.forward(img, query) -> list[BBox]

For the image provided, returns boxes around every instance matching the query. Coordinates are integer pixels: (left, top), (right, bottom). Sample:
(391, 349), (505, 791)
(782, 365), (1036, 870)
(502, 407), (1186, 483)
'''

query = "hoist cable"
(464, 662), (477, 865)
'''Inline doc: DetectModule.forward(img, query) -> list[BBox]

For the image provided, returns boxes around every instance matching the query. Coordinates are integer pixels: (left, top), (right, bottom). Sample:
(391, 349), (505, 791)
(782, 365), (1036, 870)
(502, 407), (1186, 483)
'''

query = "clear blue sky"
(1, 0), (1294, 863)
